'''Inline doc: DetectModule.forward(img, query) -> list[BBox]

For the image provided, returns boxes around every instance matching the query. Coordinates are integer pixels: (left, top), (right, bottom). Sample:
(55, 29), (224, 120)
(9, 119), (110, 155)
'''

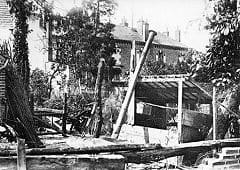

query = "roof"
(113, 74), (212, 104)
(112, 25), (143, 42)
(0, 0), (13, 29)
(112, 25), (188, 49)
(155, 32), (188, 49)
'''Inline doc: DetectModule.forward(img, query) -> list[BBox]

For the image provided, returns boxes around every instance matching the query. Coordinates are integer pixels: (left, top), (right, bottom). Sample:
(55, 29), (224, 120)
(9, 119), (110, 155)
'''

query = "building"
(0, 0), (13, 41)
(0, 0), (49, 71)
(111, 19), (188, 75)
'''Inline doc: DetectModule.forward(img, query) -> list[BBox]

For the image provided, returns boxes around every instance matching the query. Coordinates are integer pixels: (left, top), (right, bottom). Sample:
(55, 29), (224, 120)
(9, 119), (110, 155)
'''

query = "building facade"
(111, 20), (188, 75)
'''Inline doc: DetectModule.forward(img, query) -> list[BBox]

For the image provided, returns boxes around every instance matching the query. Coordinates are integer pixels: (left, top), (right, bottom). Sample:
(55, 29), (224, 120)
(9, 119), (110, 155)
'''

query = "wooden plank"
(34, 107), (64, 114)
(0, 143), (162, 157)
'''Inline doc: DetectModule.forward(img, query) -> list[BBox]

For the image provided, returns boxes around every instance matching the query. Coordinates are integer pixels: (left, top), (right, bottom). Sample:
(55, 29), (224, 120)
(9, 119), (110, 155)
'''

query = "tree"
(7, 0), (33, 95)
(30, 68), (49, 106)
(51, 1), (117, 87)
(50, 0), (117, 137)
(194, 0), (240, 139)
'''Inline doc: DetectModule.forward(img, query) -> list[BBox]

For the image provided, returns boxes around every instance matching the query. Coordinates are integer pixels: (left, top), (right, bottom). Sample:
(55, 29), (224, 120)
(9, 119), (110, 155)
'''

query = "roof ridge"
(112, 25), (188, 49)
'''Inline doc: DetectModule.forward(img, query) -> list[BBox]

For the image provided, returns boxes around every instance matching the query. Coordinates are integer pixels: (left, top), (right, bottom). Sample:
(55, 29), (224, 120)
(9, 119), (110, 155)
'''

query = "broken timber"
(0, 138), (240, 163)
(34, 107), (63, 117)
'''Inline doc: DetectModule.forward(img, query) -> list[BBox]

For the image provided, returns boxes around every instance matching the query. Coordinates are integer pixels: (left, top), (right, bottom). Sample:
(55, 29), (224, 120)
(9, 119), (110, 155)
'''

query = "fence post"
(62, 93), (68, 134)
(17, 138), (26, 170)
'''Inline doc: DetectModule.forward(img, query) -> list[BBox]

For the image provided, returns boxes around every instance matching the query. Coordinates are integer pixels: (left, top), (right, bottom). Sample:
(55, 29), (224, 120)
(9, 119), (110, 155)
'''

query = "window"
(156, 50), (166, 63)
(112, 48), (121, 66)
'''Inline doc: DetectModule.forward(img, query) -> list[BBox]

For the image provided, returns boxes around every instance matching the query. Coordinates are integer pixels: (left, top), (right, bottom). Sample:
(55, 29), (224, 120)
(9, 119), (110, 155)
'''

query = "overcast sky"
(50, 0), (210, 52)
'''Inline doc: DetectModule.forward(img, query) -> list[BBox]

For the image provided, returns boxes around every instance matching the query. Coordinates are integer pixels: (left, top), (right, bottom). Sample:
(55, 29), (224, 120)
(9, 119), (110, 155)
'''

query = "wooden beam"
(212, 86), (217, 140)
(2, 138), (240, 164)
(62, 93), (68, 134)
(35, 107), (64, 114)
(111, 31), (157, 139)
(127, 40), (136, 125)
(143, 127), (149, 144)
(178, 80), (183, 144)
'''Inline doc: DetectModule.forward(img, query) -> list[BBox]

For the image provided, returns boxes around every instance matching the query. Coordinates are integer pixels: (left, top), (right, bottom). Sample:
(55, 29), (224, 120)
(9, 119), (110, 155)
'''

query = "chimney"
(121, 17), (128, 27)
(175, 28), (181, 42)
(162, 29), (169, 37)
(137, 19), (149, 41)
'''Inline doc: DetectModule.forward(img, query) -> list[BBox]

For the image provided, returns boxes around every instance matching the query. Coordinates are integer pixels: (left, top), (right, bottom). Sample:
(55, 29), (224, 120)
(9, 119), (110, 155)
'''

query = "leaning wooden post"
(212, 86), (217, 140)
(62, 92), (68, 134)
(127, 40), (136, 125)
(17, 138), (26, 170)
(111, 31), (157, 139)
(29, 93), (34, 115)
(177, 80), (183, 144)
(92, 58), (105, 138)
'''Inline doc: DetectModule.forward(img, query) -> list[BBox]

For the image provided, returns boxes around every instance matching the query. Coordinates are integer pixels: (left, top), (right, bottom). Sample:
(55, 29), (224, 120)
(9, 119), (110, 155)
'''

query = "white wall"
(28, 17), (49, 71)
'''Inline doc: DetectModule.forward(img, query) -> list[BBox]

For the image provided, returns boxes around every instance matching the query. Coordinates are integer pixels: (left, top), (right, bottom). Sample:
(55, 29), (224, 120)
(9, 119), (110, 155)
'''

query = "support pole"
(212, 86), (217, 140)
(111, 31), (157, 139)
(143, 127), (150, 144)
(62, 93), (67, 134)
(17, 138), (26, 170)
(127, 40), (136, 124)
(178, 80), (183, 144)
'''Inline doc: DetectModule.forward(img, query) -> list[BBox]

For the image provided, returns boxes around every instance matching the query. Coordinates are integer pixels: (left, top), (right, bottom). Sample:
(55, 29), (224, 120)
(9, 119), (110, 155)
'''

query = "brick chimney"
(121, 17), (128, 27)
(137, 19), (149, 41)
(175, 28), (181, 42)
(162, 29), (169, 37)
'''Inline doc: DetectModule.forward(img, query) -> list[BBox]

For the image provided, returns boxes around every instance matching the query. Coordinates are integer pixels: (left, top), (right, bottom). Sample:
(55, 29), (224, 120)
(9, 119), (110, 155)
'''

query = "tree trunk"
(5, 66), (43, 148)
(217, 84), (240, 139)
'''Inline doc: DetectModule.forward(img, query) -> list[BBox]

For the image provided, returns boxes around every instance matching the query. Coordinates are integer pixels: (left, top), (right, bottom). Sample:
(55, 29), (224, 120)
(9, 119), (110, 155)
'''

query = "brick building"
(111, 20), (188, 75)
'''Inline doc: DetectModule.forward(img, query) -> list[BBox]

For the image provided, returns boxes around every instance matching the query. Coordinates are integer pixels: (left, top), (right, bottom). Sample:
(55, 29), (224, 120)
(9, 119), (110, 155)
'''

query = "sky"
(50, 0), (210, 52)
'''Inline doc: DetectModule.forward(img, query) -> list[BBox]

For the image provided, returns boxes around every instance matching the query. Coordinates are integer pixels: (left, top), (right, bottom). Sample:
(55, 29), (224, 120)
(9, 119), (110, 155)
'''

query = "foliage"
(198, 0), (240, 86)
(143, 49), (202, 76)
(43, 98), (64, 110)
(30, 68), (49, 106)
(143, 60), (175, 75)
(51, 0), (117, 87)
(67, 93), (94, 115)
(82, 0), (118, 22)
(7, 0), (34, 95)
